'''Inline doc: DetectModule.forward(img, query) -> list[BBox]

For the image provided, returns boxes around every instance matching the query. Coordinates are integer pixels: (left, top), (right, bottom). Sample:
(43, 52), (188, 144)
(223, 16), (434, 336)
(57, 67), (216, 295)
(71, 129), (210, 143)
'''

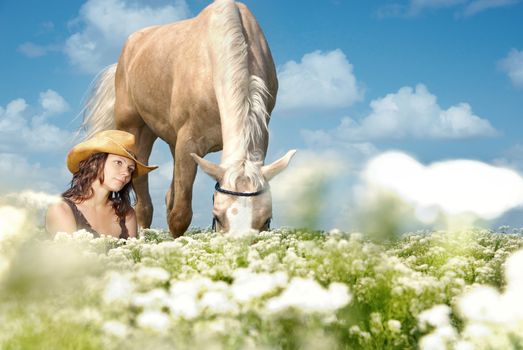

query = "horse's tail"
(213, 0), (271, 161)
(80, 64), (117, 139)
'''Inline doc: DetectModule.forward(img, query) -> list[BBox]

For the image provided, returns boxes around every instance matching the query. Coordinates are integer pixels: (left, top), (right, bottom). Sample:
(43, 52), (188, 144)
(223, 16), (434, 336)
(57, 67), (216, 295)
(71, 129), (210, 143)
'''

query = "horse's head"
(191, 150), (296, 234)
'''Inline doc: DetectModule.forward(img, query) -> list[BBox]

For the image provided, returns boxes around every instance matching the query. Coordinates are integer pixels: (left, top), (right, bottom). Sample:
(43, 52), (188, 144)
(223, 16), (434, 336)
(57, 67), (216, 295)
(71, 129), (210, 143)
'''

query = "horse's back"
(114, 0), (277, 146)
(115, 17), (213, 141)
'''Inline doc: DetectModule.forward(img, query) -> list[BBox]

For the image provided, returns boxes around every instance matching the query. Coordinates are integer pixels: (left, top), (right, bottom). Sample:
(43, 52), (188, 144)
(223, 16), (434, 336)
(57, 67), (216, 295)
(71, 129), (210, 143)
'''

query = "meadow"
(1, 223), (523, 349)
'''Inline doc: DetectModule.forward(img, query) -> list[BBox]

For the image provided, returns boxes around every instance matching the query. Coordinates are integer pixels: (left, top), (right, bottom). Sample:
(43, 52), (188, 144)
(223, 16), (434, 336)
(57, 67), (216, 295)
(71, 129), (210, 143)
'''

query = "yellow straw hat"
(67, 130), (158, 178)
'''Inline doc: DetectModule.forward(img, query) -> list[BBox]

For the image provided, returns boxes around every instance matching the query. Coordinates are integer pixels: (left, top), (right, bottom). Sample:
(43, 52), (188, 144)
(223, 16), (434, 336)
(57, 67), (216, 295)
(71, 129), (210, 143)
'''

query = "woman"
(46, 130), (158, 238)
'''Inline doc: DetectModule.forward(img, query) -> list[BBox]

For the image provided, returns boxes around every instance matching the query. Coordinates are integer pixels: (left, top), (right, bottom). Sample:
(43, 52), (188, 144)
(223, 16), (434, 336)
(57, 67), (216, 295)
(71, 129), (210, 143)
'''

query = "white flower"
(53, 232), (72, 241)
(167, 293), (199, 319)
(461, 323), (492, 340)
(229, 228), (258, 238)
(135, 266), (170, 286)
(419, 325), (457, 350)
(387, 319), (401, 333)
(132, 288), (170, 310)
(102, 320), (129, 338)
(168, 278), (214, 319)
(454, 340), (475, 350)
(231, 269), (288, 303)
(418, 304), (451, 330)
(152, 241), (183, 255)
(419, 332), (448, 350)
(247, 248), (261, 263)
(328, 228), (341, 235)
(337, 239), (349, 249)
(505, 249), (523, 291)
(136, 310), (171, 333)
(349, 325), (362, 335)
(265, 278), (351, 314)
(500, 288), (523, 322)
(200, 290), (238, 314)
(457, 286), (502, 322)
(72, 229), (95, 241)
(103, 272), (135, 306)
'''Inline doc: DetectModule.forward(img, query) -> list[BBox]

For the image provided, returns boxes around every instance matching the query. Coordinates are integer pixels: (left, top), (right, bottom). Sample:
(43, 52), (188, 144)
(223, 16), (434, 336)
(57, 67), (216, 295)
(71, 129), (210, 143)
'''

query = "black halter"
(214, 181), (267, 197)
(211, 182), (270, 231)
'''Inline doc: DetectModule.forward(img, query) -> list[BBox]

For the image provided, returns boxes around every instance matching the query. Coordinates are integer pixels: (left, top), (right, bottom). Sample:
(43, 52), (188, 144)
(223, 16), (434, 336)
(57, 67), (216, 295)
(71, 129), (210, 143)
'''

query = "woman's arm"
(45, 201), (77, 236)
(125, 208), (138, 238)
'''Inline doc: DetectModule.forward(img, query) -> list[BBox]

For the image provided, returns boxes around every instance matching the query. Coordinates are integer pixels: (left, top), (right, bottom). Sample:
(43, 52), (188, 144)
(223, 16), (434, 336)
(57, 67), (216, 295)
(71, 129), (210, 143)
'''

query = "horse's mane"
(214, 0), (271, 189)
(222, 158), (266, 190)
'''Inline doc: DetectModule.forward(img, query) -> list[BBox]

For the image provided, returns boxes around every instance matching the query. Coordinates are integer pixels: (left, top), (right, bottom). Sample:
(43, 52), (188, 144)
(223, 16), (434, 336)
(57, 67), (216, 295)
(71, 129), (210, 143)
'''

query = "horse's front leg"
(120, 125), (157, 228)
(167, 136), (200, 238)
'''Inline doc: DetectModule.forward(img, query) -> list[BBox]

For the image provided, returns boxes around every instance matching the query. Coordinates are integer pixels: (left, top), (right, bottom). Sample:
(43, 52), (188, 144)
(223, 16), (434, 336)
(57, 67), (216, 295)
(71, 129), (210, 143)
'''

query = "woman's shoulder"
(47, 199), (75, 215)
(46, 198), (77, 235)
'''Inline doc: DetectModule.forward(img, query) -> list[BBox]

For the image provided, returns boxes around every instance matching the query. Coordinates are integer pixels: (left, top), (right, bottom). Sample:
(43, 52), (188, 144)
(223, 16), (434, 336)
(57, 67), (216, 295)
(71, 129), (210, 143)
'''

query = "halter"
(214, 181), (267, 197)
(211, 182), (270, 231)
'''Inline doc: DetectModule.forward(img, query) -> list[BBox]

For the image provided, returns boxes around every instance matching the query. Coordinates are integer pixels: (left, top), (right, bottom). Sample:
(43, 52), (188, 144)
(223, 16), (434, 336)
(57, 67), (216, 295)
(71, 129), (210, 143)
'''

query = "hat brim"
(67, 137), (158, 178)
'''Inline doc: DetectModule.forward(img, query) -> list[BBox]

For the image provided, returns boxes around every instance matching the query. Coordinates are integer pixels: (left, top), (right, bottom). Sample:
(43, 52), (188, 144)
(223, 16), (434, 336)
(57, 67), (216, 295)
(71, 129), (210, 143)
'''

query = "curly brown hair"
(62, 152), (135, 238)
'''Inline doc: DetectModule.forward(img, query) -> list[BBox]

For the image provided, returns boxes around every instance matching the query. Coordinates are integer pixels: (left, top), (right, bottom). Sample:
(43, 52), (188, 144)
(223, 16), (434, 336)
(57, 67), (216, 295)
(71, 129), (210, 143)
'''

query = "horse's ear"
(262, 149), (297, 181)
(190, 153), (225, 181)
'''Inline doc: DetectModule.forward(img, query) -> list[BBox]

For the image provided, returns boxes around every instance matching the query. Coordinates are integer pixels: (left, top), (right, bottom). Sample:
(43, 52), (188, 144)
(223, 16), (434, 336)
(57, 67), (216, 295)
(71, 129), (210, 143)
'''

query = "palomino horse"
(81, 0), (295, 237)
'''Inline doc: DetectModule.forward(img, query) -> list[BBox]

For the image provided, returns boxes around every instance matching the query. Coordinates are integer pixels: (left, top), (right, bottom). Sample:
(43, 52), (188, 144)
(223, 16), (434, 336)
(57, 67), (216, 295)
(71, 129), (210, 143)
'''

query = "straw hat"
(67, 130), (158, 178)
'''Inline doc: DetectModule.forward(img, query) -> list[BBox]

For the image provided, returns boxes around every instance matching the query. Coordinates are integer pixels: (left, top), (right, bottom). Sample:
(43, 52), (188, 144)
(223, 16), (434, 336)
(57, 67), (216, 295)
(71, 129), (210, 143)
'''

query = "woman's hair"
(62, 152), (135, 225)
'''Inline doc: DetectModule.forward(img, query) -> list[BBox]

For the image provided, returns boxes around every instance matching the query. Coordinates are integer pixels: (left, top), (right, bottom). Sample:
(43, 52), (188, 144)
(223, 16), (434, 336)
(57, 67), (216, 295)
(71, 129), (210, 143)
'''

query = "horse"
(81, 0), (295, 237)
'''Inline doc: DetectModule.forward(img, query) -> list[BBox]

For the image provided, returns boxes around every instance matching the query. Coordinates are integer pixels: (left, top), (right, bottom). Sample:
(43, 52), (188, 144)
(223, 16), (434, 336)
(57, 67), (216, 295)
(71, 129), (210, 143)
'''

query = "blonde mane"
(214, 0), (270, 189)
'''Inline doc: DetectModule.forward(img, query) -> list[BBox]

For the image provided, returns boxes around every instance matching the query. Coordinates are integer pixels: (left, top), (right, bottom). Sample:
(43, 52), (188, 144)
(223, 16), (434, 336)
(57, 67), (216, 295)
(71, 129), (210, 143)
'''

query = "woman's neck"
(87, 180), (111, 207)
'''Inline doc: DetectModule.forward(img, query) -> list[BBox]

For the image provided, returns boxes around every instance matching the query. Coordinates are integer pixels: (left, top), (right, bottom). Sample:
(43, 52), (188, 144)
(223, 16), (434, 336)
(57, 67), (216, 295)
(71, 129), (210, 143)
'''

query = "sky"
(1, 0), (523, 232)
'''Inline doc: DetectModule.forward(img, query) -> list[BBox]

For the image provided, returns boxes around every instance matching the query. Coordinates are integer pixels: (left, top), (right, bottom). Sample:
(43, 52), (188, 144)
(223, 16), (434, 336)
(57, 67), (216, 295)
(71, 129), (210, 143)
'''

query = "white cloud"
(493, 143), (523, 173)
(301, 129), (379, 171)
(0, 153), (67, 194)
(17, 42), (47, 58)
(462, 0), (520, 16)
(40, 89), (69, 115)
(64, 0), (191, 74)
(498, 48), (523, 88)
(410, 0), (468, 14)
(276, 49), (363, 111)
(310, 84), (497, 141)
(17, 42), (61, 58)
(359, 151), (523, 221)
(0, 93), (75, 153)
(377, 0), (520, 17)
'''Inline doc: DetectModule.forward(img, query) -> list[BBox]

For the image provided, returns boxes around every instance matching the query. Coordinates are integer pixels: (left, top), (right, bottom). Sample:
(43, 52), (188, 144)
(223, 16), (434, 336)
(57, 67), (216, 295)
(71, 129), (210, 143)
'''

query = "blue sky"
(1, 0), (523, 231)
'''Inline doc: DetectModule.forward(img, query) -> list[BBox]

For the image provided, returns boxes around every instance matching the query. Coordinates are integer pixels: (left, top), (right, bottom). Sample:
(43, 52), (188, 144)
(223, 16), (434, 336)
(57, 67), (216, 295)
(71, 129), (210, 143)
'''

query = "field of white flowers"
(1, 225), (523, 349)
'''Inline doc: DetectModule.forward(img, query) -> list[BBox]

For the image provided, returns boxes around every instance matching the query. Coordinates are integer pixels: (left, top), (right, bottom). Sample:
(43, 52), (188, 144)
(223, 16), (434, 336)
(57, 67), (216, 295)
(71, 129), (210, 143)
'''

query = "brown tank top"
(63, 198), (128, 239)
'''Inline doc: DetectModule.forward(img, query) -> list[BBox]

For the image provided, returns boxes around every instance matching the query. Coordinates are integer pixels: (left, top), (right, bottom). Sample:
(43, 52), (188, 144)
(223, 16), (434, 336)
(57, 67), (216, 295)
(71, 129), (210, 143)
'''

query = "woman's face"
(103, 154), (136, 191)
